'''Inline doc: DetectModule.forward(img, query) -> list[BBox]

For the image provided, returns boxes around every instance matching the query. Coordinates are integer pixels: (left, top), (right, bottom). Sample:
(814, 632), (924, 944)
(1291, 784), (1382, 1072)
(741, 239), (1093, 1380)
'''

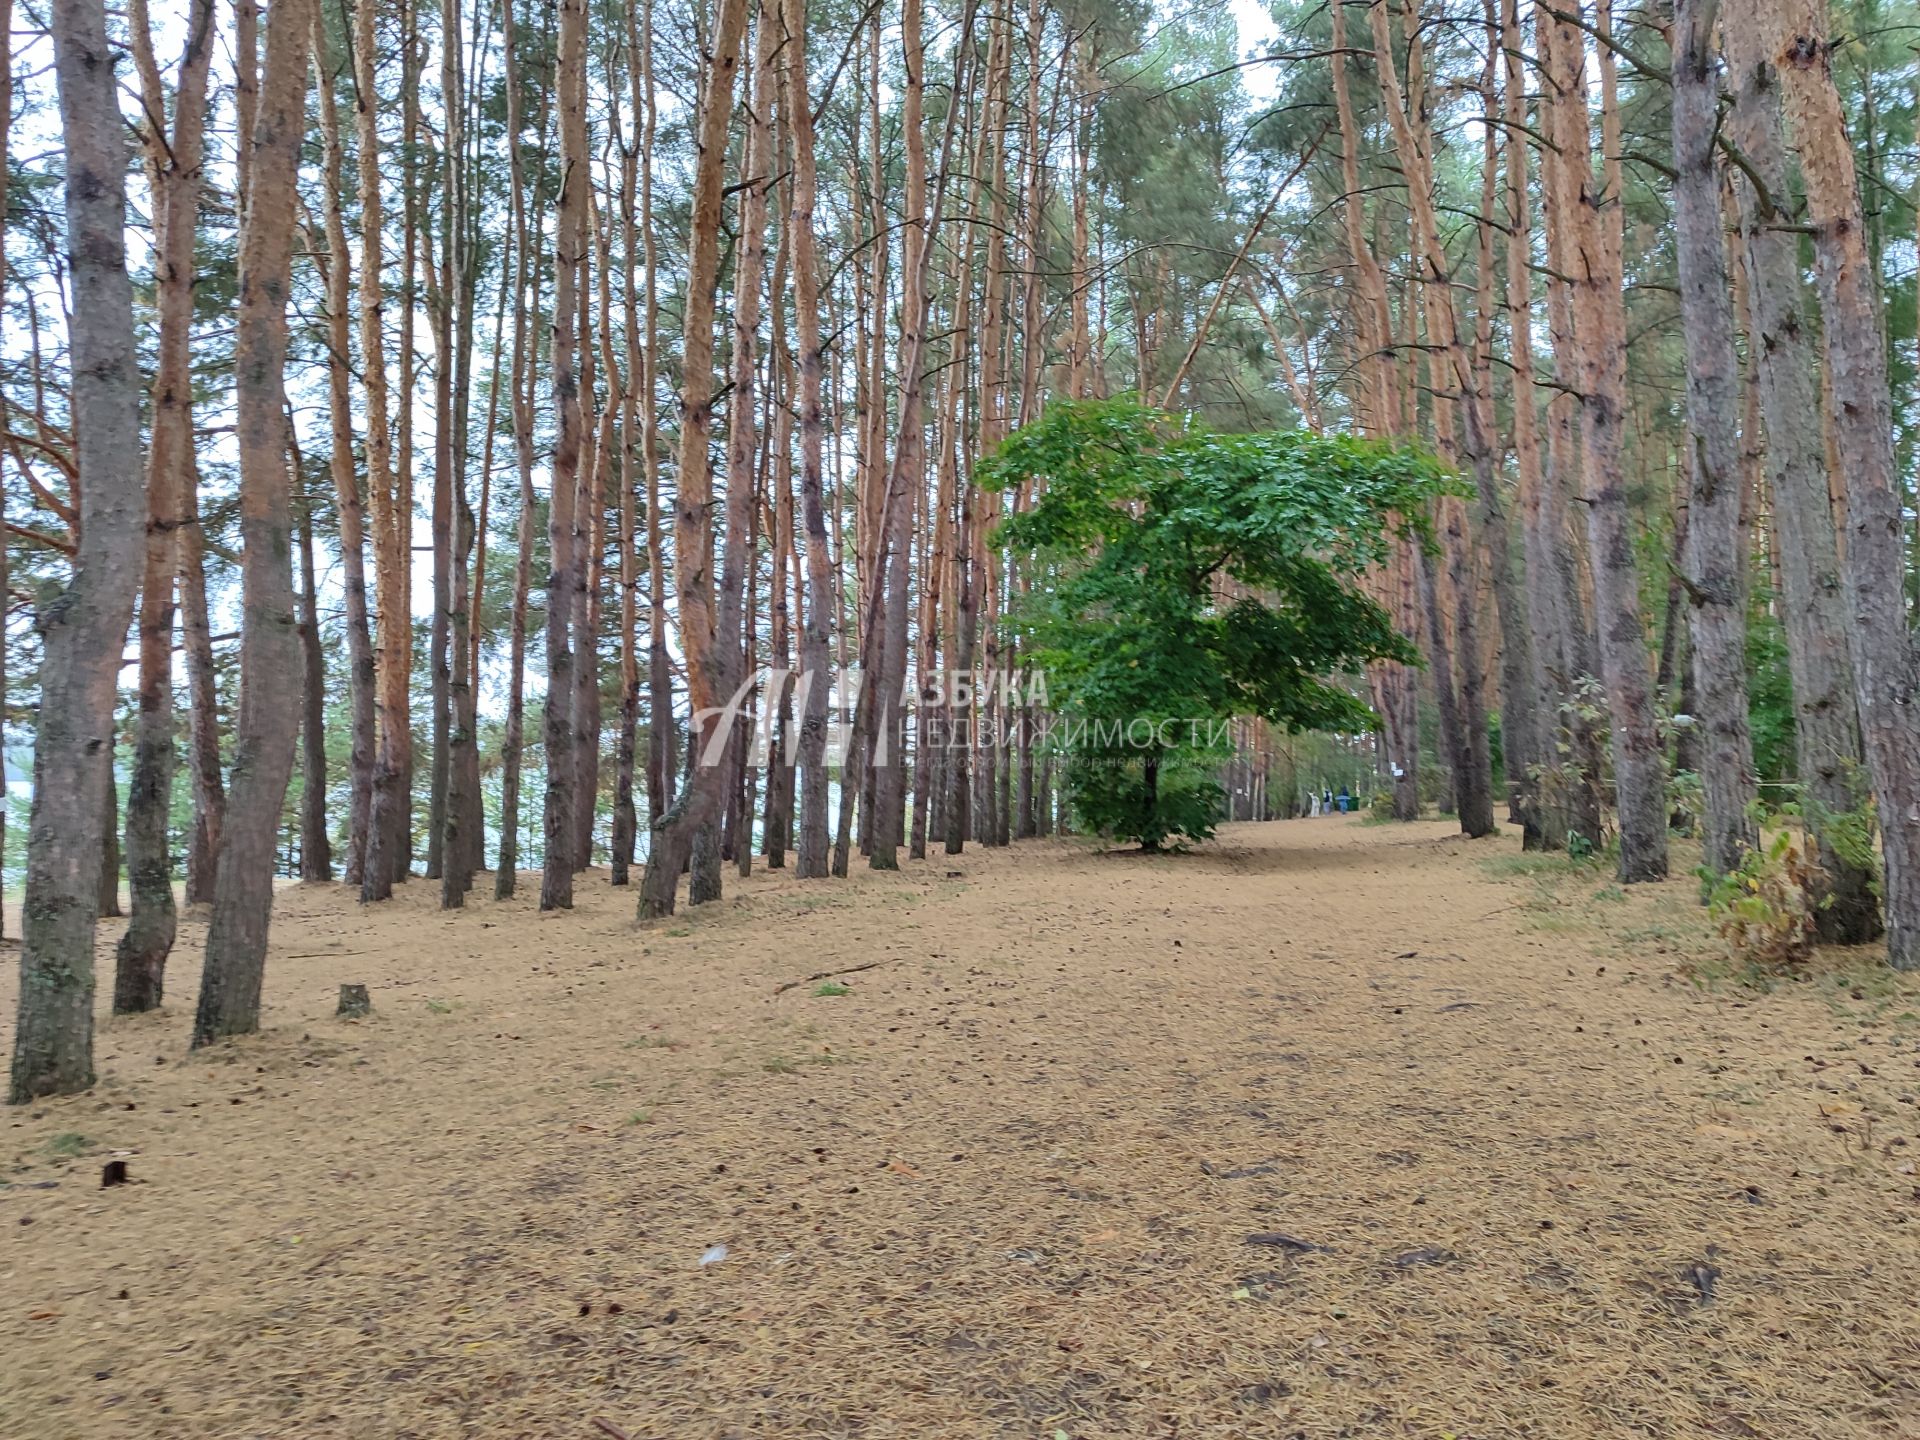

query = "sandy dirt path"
(3, 818), (1918, 1438)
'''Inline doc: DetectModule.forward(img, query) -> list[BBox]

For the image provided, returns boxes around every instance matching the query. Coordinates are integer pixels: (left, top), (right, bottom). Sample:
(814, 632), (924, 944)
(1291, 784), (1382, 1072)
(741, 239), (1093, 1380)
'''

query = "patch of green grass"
(812, 981), (851, 997)
(774, 891), (854, 913)
(1679, 951), (1780, 994)
(622, 1109), (652, 1127)
(1617, 924), (1688, 946)
(1813, 960), (1920, 1027)
(44, 1132), (92, 1159)
(1592, 884), (1627, 904)
(761, 1050), (848, 1075)
(1482, 851), (1598, 882)
(1521, 911), (1589, 936)
(665, 926), (693, 938)
(1679, 944), (1920, 1017)
(424, 998), (455, 1015)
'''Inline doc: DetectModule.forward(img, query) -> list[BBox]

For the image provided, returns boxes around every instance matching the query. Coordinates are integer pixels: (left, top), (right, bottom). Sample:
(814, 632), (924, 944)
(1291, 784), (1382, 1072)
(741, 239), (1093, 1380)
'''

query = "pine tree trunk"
(193, 0), (314, 1044)
(1722, 0), (1879, 941)
(312, 18), (376, 892)
(296, 461), (332, 880)
(611, 6), (647, 885)
(1764, 0), (1920, 966)
(440, 430), (475, 905)
(439, 29), (479, 908)
(1672, 0), (1758, 878)
(763, 330), (796, 869)
(493, 0), (544, 901)
(786, 0), (834, 880)
(178, 466), (227, 901)
(540, 0), (590, 909)
(425, 65), (456, 886)
(640, 0), (674, 847)
(868, 0), (933, 871)
(392, 4), (421, 884)
(1540, 2), (1667, 881)
(571, 235), (604, 874)
(0, 0), (12, 936)
(1471, 11), (1537, 843)
(115, 0), (214, 1011)
(698, 2), (776, 897)
(947, 12), (1009, 856)
(1530, 7), (1607, 852)
(8, 0), (147, 1102)
(444, 0), (482, 889)
(637, 0), (750, 918)
(463, 273), (506, 888)
(354, 0), (409, 901)
(1502, 0), (1576, 851)
(97, 757), (121, 920)
(1332, 0), (1423, 819)
(1368, 0), (1494, 839)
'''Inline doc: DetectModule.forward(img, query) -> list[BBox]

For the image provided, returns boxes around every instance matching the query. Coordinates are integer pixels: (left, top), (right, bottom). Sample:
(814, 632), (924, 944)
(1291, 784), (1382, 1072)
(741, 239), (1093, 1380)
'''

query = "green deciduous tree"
(992, 397), (1453, 850)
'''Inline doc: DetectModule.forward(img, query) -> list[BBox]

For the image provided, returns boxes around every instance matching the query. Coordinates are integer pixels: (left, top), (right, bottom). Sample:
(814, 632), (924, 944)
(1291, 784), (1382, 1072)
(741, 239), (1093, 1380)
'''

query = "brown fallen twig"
(592, 1420), (635, 1440)
(772, 959), (894, 996)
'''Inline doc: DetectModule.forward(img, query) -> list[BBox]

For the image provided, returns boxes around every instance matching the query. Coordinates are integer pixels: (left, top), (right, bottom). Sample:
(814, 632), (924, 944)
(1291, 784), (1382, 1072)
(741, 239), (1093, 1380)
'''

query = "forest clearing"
(4, 820), (1918, 1439)
(13, 0), (1920, 1426)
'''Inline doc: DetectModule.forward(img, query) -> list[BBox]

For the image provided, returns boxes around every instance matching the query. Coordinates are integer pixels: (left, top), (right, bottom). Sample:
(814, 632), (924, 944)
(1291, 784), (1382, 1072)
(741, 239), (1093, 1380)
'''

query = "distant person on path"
(1322, 787), (1333, 815)
(1338, 786), (1351, 814)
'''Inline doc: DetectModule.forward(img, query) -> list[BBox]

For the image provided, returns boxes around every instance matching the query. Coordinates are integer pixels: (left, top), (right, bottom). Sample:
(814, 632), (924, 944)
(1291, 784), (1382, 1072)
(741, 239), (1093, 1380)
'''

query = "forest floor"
(3, 818), (1920, 1439)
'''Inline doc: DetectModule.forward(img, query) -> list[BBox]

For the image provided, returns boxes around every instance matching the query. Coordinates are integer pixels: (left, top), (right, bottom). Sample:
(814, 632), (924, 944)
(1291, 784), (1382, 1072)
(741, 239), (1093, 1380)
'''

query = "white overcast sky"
(1229, 0), (1281, 102)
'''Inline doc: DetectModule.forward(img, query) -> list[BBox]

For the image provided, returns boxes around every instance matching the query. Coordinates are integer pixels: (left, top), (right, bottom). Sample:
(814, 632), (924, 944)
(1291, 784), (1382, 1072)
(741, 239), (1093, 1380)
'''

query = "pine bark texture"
(541, 0), (591, 909)
(1765, 0), (1920, 966)
(637, 0), (749, 918)
(116, 0), (216, 1014)
(1672, 0), (1759, 877)
(1541, 4), (1668, 881)
(1722, 0), (1880, 941)
(10, 0), (153, 1101)
(193, 0), (315, 1044)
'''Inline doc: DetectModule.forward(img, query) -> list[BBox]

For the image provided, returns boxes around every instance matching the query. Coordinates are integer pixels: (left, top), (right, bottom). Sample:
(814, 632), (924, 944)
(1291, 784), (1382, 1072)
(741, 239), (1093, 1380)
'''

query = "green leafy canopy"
(988, 396), (1459, 848)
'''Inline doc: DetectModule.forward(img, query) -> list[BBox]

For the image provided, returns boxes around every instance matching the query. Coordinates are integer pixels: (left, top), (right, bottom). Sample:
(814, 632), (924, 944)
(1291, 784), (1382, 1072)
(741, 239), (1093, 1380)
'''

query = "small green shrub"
(1703, 832), (1820, 971)
(1803, 772), (1880, 892)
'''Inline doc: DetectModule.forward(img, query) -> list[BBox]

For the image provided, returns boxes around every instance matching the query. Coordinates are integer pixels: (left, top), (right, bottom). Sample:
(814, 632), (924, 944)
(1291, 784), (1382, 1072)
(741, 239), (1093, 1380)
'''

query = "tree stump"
(336, 984), (371, 1019)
